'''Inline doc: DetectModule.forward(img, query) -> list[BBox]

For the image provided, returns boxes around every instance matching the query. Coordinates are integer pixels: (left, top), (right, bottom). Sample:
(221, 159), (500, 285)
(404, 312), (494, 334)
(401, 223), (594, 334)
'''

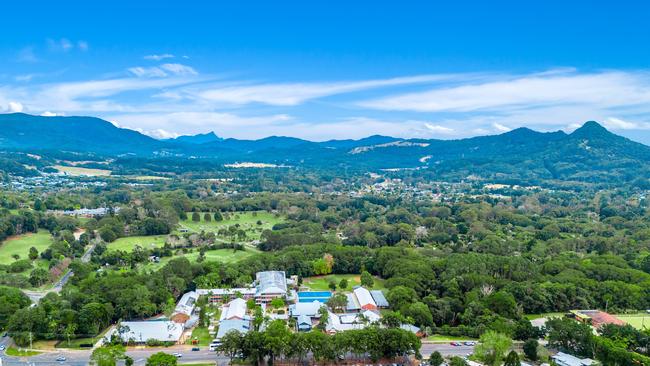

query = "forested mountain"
(1, 113), (650, 186)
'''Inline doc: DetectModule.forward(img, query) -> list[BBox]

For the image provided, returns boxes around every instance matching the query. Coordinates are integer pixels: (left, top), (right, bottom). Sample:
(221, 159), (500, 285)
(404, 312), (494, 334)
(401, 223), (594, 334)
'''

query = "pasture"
(0, 230), (53, 265)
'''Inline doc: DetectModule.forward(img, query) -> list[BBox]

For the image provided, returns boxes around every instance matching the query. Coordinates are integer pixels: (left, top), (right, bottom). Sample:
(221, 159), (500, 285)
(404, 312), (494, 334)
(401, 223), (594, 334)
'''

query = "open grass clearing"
(179, 211), (283, 241)
(144, 248), (256, 270)
(54, 165), (111, 176)
(303, 274), (385, 291)
(616, 313), (650, 329)
(425, 334), (478, 342)
(186, 327), (212, 346)
(525, 312), (565, 320)
(0, 229), (52, 265)
(108, 235), (167, 252)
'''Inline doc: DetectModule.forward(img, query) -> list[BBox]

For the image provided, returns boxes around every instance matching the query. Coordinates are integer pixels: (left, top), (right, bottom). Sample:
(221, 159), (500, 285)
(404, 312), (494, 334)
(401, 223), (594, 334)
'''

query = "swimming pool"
(297, 291), (332, 303)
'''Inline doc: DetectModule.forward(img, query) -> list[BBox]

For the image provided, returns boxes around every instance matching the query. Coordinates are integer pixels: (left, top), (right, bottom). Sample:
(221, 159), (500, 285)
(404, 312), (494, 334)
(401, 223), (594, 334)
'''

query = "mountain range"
(1, 113), (649, 186)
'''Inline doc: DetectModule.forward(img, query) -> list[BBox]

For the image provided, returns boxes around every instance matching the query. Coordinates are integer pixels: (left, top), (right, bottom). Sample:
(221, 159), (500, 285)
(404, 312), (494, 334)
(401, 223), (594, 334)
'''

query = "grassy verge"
(186, 327), (213, 346)
(6, 347), (42, 356)
(425, 334), (477, 342)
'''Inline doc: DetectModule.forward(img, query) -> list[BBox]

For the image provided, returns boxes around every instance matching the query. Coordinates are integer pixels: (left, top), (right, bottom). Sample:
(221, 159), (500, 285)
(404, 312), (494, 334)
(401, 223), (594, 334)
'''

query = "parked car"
(464, 341), (476, 346)
(0, 345), (6, 351)
(450, 341), (461, 346)
(56, 356), (67, 361)
(191, 347), (200, 351)
(172, 352), (182, 358)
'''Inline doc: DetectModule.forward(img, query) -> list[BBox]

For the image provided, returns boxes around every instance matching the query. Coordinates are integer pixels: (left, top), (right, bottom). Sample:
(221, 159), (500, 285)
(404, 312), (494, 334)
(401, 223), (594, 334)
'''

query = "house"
(325, 310), (381, 333)
(255, 271), (288, 304)
(370, 290), (389, 308)
(196, 288), (257, 304)
(220, 298), (248, 321)
(297, 314), (312, 331)
(215, 319), (250, 340)
(109, 321), (184, 344)
(353, 287), (377, 311)
(552, 352), (595, 366)
(569, 310), (625, 329)
(289, 300), (325, 318)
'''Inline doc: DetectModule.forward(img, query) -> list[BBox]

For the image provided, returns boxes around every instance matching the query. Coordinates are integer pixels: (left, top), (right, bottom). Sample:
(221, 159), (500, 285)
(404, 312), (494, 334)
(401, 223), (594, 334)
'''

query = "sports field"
(0, 230), (53, 265)
(616, 313), (650, 329)
(146, 248), (256, 270)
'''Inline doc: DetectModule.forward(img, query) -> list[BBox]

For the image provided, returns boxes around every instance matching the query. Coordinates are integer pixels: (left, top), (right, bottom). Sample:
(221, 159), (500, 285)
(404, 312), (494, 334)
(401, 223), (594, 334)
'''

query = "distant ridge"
(1, 113), (650, 184)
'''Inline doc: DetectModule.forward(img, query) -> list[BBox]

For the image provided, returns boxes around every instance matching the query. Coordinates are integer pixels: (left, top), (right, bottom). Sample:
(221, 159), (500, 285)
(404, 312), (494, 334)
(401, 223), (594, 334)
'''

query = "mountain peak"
(168, 131), (222, 144)
(570, 121), (612, 138)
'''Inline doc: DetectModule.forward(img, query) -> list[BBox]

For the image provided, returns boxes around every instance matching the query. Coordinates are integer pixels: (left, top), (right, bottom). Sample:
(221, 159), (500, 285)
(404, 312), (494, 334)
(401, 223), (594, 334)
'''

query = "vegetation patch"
(303, 274), (385, 291)
(0, 230), (52, 265)
(108, 235), (167, 252)
(179, 211), (283, 241)
(5, 347), (42, 356)
(54, 165), (112, 176)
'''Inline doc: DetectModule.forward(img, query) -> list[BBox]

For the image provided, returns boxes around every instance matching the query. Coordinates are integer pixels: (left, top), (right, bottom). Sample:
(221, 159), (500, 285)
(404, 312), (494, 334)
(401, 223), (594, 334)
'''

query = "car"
(191, 347), (200, 351)
(0, 345), (5, 351)
(56, 356), (67, 361)
(450, 341), (461, 346)
(464, 341), (476, 346)
(172, 352), (182, 358)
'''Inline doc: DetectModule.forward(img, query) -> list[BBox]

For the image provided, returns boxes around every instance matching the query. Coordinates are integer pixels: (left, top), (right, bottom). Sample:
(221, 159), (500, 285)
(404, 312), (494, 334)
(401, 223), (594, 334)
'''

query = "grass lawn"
(54, 165), (111, 176)
(426, 334), (478, 342)
(6, 347), (42, 356)
(108, 235), (167, 252)
(525, 312), (565, 320)
(616, 313), (650, 329)
(303, 274), (386, 291)
(0, 229), (52, 265)
(186, 327), (213, 346)
(179, 211), (283, 241)
(145, 248), (256, 270)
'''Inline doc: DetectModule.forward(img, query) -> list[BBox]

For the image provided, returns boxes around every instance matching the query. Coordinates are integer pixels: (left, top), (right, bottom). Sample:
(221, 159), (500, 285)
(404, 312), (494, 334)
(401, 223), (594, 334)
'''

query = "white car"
(171, 352), (182, 358)
(0, 345), (5, 351)
(56, 356), (67, 361)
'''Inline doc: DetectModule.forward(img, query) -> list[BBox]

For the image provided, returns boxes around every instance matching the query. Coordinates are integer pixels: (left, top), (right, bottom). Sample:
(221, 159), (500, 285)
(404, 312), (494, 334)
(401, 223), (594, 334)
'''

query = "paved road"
(0, 339), (474, 366)
(21, 239), (99, 304)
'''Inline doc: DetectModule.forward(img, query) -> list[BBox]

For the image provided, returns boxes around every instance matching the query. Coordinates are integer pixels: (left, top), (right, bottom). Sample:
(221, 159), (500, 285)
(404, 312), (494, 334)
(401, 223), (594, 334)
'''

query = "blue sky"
(3, 1), (650, 142)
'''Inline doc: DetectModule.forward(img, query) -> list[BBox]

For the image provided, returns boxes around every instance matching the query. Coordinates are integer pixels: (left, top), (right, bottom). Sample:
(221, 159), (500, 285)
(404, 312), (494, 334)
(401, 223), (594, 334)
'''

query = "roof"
(196, 288), (256, 296)
(353, 286), (376, 308)
(346, 293), (361, 311)
(220, 298), (247, 320)
(326, 311), (380, 333)
(370, 290), (389, 307)
(572, 310), (625, 328)
(552, 352), (595, 366)
(216, 319), (250, 339)
(173, 291), (198, 316)
(400, 323), (421, 334)
(297, 315), (311, 326)
(114, 321), (183, 343)
(256, 271), (287, 294)
(289, 301), (325, 317)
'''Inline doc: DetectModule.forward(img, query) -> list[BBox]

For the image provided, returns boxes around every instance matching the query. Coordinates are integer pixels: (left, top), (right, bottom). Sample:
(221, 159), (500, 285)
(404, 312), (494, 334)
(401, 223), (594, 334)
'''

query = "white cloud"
(48, 38), (73, 52)
(128, 63), (198, 78)
(40, 111), (59, 117)
(424, 123), (455, 135)
(8, 102), (24, 113)
(492, 123), (511, 132)
(603, 117), (641, 130)
(144, 54), (175, 61)
(16, 47), (38, 63)
(192, 75), (458, 106)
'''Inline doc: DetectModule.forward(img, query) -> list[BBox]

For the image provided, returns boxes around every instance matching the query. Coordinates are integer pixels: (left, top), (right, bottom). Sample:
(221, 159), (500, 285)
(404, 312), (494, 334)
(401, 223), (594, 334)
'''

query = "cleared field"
(0, 230), (52, 264)
(146, 248), (255, 270)
(108, 235), (167, 252)
(179, 211), (283, 241)
(303, 274), (386, 291)
(54, 165), (111, 176)
(617, 314), (650, 329)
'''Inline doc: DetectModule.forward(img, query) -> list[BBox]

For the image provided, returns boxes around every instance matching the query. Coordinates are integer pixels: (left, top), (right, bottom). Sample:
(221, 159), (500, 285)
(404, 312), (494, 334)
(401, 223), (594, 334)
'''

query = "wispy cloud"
(144, 54), (175, 61)
(128, 63), (198, 78)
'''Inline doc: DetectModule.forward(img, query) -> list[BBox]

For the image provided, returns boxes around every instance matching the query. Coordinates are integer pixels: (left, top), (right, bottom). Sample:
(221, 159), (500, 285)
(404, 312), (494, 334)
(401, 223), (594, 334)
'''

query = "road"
(21, 239), (99, 304)
(0, 338), (474, 366)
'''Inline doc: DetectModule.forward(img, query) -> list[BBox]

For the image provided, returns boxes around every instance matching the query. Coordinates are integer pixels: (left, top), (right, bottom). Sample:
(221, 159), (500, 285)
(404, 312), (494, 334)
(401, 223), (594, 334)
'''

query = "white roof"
(289, 301), (325, 317)
(196, 288), (256, 296)
(173, 291), (198, 316)
(113, 321), (183, 343)
(552, 352), (595, 366)
(215, 319), (250, 339)
(353, 286), (376, 307)
(220, 298), (247, 320)
(256, 271), (287, 294)
(326, 310), (381, 333)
